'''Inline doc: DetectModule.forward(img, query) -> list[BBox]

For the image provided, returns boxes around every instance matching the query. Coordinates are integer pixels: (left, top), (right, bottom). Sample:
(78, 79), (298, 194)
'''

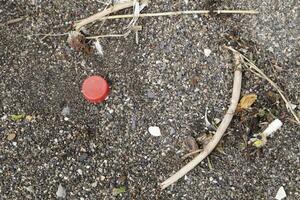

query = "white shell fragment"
(204, 48), (212, 57)
(148, 126), (161, 137)
(56, 184), (66, 198)
(94, 39), (104, 56)
(263, 119), (283, 137)
(275, 186), (286, 200)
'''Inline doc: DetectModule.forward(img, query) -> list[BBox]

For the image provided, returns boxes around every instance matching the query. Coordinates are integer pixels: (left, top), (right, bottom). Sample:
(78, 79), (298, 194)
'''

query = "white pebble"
(56, 184), (66, 198)
(148, 126), (161, 137)
(275, 186), (286, 200)
(204, 48), (212, 57)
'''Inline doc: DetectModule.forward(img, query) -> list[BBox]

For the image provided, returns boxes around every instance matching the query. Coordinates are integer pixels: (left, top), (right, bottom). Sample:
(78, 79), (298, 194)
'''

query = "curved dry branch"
(160, 54), (242, 190)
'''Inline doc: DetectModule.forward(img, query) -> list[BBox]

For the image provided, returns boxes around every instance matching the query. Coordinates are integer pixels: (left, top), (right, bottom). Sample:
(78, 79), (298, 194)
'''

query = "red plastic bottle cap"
(82, 75), (109, 104)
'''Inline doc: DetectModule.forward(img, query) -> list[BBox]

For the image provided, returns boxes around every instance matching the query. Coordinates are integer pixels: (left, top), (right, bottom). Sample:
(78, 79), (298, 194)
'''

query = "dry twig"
(0, 16), (25, 27)
(160, 51), (242, 189)
(100, 9), (258, 20)
(226, 46), (300, 124)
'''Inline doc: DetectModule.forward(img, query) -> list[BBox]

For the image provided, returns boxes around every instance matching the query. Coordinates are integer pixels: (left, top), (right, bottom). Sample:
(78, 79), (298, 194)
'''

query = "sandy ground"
(0, 0), (299, 199)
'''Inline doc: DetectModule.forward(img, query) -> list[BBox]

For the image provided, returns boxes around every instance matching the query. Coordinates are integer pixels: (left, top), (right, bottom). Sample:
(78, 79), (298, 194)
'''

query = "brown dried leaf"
(184, 136), (199, 153)
(67, 31), (92, 54)
(238, 93), (257, 109)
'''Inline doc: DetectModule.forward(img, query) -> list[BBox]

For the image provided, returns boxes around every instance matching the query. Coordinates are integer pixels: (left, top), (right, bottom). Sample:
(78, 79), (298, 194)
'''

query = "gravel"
(0, 0), (299, 199)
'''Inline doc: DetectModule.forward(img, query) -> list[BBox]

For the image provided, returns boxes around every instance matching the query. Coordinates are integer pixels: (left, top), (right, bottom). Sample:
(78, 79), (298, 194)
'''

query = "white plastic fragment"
(275, 186), (286, 200)
(94, 39), (104, 56)
(56, 184), (66, 198)
(204, 48), (212, 57)
(263, 119), (283, 137)
(148, 126), (161, 137)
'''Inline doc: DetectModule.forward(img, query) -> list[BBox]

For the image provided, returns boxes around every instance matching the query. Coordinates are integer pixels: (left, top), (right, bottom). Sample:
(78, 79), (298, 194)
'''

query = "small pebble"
(56, 184), (66, 198)
(61, 106), (70, 116)
(7, 133), (16, 141)
(148, 126), (161, 137)
(77, 169), (83, 175)
(204, 48), (212, 57)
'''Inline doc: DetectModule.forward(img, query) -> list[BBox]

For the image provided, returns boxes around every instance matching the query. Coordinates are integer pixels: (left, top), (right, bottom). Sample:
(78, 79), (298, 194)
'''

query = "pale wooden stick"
(74, 1), (134, 31)
(160, 53), (242, 190)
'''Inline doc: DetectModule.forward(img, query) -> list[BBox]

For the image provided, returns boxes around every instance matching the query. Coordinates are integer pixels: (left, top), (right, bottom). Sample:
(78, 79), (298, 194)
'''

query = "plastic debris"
(250, 119), (283, 148)
(264, 119), (283, 137)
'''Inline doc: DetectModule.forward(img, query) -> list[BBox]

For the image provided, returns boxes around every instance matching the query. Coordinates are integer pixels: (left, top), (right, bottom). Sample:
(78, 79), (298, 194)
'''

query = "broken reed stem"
(182, 149), (203, 160)
(226, 46), (300, 124)
(74, 7), (258, 30)
(100, 10), (258, 20)
(160, 52), (242, 190)
(74, 1), (134, 31)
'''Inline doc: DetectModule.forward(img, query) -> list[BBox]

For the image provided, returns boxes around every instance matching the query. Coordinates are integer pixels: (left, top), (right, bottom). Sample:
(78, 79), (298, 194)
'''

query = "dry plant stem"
(182, 149), (202, 160)
(226, 46), (300, 124)
(93, 9), (258, 21)
(160, 58), (242, 190)
(74, 1), (134, 31)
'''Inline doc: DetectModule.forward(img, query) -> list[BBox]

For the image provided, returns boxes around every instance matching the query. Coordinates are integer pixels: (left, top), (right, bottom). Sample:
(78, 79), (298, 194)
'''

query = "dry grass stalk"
(226, 46), (300, 124)
(160, 51), (242, 190)
(100, 9), (258, 20)
(74, 1), (135, 31)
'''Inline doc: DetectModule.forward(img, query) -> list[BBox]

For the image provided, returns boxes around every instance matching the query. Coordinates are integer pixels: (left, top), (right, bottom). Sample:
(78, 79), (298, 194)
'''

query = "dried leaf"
(238, 93), (257, 109)
(11, 114), (25, 121)
(112, 186), (126, 196)
(184, 136), (199, 153)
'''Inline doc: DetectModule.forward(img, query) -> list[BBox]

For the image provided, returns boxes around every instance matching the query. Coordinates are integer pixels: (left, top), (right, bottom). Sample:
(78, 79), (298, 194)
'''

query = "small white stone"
(91, 181), (98, 187)
(148, 126), (161, 137)
(77, 169), (83, 175)
(1, 115), (7, 120)
(204, 48), (212, 57)
(56, 184), (66, 198)
(275, 186), (286, 200)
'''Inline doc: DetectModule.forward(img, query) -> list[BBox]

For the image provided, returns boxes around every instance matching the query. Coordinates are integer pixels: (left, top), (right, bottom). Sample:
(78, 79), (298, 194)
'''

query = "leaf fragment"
(238, 93), (257, 109)
(112, 186), (126, 196)
(10, 114), (25, 121)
